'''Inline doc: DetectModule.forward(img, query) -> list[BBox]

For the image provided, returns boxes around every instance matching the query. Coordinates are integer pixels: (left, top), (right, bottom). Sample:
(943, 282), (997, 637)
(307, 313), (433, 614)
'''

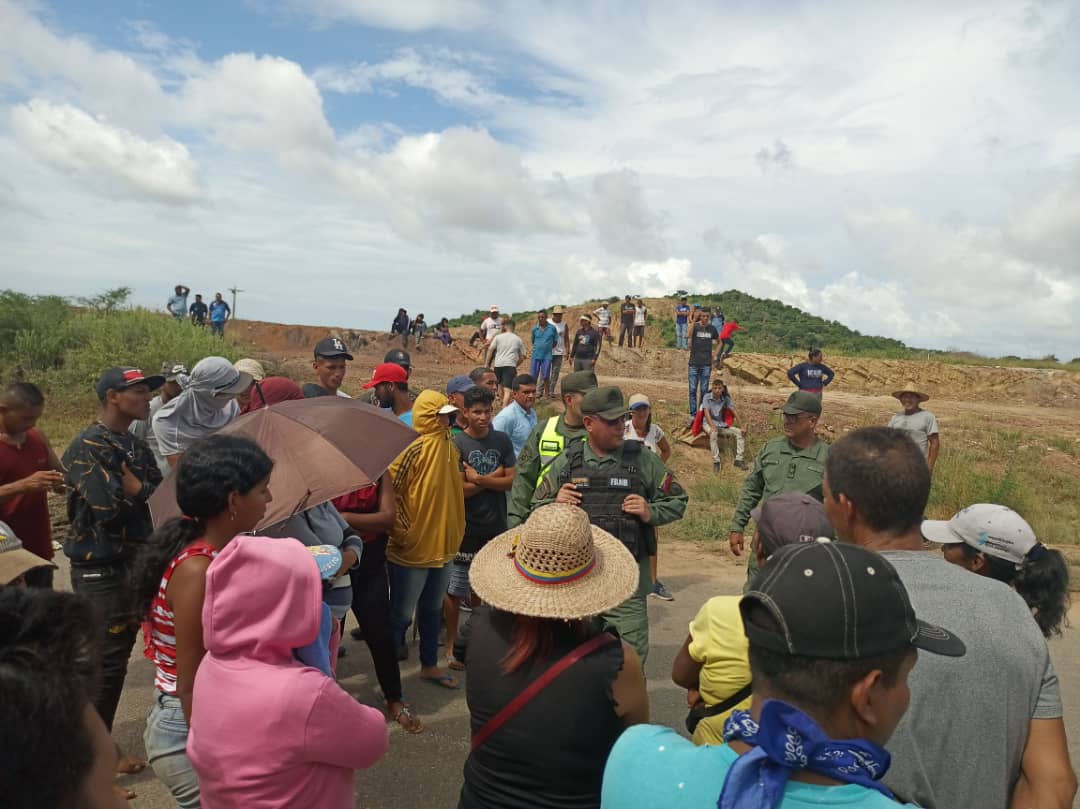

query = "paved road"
(81, 544), (1080, 808)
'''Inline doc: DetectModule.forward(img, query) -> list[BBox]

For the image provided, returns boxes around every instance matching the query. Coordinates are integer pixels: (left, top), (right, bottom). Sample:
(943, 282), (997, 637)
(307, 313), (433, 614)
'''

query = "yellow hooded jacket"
(387, 390), (466, 567)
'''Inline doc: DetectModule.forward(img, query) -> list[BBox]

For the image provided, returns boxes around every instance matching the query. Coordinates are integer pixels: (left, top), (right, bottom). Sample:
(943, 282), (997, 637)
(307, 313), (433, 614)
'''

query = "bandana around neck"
(718, 699), (894, 809)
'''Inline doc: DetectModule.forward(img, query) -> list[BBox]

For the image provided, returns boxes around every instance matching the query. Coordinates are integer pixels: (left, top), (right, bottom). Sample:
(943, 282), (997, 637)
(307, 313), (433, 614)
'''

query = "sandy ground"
(63, 542), (1080, 809)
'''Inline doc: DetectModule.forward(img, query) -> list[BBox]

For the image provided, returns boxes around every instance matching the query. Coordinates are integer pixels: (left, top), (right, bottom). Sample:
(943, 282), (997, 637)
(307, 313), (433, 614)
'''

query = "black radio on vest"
(557, 441), (656, 559)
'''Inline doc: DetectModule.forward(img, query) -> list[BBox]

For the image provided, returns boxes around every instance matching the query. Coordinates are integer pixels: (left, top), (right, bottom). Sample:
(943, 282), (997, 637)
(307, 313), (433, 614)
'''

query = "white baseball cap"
(922, 504), (1039, 568)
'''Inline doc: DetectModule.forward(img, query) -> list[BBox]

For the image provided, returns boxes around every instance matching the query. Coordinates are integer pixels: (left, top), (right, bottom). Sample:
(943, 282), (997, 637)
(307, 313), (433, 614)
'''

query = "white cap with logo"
(922, 504), (1039, 568)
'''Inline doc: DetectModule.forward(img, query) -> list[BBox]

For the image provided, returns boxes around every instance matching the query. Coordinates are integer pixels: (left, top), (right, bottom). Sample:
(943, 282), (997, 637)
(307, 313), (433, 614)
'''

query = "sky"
(2, 0), (1079, 358)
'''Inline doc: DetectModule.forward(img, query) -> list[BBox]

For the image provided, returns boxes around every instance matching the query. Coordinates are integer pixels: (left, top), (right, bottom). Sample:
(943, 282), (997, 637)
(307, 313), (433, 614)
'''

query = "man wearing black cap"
(305, 336), (354, 399)
(532, 386), (687, 663)
(824, 427), (1075, 809)
(729, 390), (829, 583)
(603, 541), (964, 808)
(61, 367), (164, 771)
(507, 370), (598, 528)
(672, 492), (836, 746)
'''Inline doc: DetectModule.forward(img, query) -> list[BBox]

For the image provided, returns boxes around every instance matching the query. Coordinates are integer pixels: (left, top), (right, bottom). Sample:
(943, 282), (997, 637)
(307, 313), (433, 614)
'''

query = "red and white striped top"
(149, 540), (216, 695)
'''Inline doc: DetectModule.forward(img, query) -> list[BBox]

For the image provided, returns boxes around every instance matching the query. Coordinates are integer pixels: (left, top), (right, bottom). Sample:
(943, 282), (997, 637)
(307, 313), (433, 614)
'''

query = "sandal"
(389, 703), (424, 734)
(420, 673), (459, 690)
(447, 654), (466, 671)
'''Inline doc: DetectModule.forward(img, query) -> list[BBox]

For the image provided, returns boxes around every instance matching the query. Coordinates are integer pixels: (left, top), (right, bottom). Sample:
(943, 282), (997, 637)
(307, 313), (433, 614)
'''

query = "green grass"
(1, 290), (244, 446)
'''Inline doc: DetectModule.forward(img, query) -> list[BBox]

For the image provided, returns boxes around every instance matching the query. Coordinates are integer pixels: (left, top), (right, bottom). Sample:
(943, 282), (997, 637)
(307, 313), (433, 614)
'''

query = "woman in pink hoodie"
(187, 535), (389, 809)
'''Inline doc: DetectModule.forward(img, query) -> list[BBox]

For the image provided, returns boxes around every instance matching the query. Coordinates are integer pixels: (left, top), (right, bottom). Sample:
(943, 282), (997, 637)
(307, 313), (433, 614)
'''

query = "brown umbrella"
(149, 396), (417, 531)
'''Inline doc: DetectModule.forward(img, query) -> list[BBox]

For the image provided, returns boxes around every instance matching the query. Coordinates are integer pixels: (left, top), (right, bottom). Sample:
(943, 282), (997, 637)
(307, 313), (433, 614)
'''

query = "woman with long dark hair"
(460, 504), (649, 809)
(926, 503), (1069, 637)
(131, 435), (273, 808)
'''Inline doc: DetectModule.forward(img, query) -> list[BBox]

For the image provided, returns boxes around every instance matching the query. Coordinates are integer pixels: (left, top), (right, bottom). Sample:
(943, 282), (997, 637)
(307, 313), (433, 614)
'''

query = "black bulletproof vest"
(557, 440), (655, 560)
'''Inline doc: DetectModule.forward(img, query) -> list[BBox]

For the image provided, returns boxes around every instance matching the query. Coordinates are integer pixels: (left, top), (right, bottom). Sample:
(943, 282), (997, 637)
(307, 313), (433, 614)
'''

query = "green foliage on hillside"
(655, 290), (914, 357)
(0, 289), (240, 442)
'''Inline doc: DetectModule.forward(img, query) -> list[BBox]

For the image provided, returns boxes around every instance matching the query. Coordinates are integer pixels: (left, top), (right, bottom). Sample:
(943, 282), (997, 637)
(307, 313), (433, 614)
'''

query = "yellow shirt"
(688, 595), (752, 745)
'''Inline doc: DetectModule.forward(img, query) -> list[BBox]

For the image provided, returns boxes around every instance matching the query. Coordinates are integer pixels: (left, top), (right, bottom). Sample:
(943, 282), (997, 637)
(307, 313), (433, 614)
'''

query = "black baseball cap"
(313, 337), (353, 361)
(96, 367), (165, 402)
(742, 542), (965, 659)
(581, 387), (629, 420)
(383, 348), (411, 369)
(750, 492), (835, 556)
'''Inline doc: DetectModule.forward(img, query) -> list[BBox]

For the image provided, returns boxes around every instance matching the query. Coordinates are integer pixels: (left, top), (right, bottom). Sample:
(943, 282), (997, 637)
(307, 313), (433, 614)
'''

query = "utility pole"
(228, 286), (243, 318)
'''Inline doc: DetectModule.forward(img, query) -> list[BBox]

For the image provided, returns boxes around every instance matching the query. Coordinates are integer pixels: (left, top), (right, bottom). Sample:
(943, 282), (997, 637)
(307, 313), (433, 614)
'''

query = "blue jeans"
(389, 562), (452, 668)
(210, 321), (225, 337)
(688, 365), (712, 416)
(675, 321), (688, 349)
(719, 338), (734, 356)
(144, 692), (201, 809)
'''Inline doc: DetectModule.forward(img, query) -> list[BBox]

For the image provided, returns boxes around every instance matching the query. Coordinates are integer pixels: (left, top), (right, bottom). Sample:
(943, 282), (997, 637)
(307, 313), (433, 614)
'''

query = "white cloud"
(589, 168), (670, 261)
(10, 99), (201, 203)
(280, 0), (490, 32)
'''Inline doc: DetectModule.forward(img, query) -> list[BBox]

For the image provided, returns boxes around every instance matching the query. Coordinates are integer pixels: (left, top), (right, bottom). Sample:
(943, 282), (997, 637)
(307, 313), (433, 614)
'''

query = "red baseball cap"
(363, 362), (409, 389)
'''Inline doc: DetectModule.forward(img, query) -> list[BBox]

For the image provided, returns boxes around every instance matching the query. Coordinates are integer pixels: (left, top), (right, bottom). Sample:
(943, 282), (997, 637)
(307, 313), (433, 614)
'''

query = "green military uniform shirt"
(507, 415), (588, 528)
(532, 441), (689, 527)
(729, 436), (829, 534)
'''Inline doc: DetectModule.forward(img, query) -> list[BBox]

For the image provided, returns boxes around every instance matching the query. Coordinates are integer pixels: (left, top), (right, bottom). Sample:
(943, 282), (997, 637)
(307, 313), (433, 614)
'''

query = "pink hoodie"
(187, 536), (388, 809)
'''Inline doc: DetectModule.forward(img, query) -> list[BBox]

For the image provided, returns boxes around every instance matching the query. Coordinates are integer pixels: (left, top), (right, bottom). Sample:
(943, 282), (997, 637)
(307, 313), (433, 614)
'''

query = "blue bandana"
(718, 700), (894, 809)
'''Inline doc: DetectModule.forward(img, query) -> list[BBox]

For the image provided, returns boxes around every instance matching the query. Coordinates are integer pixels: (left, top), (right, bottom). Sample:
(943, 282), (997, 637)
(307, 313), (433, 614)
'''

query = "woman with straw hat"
(459, 503), (649, 809)
(887, 382), (939, 475)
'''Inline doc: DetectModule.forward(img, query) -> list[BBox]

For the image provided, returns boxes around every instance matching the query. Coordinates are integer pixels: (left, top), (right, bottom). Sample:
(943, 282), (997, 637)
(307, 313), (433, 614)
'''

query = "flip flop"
(390, 704), (424, 734)
(420, 673), (459, 690)
(447, 655), (466, 671)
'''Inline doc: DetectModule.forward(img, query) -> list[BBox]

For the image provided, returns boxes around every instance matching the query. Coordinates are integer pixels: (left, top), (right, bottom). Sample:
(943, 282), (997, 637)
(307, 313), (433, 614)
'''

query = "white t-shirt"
(490, 332), (526, 367)
(481, 316), (503, 342)
(624, 421), (664, 455)
(888, 409), (938, 459)
(593, 307), (612, 327)
(634, 305), (647, 326)
(551, 320), (567, 356)
(336, 390), (351, 399)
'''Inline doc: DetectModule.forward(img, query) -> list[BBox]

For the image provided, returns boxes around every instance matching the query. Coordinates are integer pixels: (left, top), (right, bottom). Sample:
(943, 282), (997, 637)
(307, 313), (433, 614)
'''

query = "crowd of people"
(0, 299), (1076, 809)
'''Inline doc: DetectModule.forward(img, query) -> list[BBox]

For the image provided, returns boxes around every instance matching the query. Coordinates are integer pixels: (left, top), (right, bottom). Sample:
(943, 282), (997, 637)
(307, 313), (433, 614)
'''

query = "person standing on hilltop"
(593, 301), (613, 344)
(787, 348), (835, 398)
(481, 306), (503, 345)
(687, 309), (719, 419)
(188, 294), (208, 327)
(571, 313), (603, 372)
(549, 306), (570, 397)
(390, 308), (410, 348)
(633, 298), (648, 348)
(618, 295), (637, 347)
(166, 284), (190, 321)
(487, 319), (527, 408)
(529, 310), (559, 399)
(673, 296), (691, 350)
(208, 292), (231, 338)
(888, 382), (940, 475)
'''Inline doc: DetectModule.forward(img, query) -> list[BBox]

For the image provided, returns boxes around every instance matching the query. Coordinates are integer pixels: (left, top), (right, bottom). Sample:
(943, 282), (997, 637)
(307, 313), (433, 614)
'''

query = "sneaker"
(350, 626), (365, 641)
(651, 580), (675, 601)
(734, 460), (748, 470)
(712, 461), (721, 473)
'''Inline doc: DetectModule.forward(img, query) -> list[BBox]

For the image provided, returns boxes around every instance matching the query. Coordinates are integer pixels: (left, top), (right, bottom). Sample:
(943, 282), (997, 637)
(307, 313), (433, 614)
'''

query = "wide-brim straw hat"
(892, 381), (929, 402)
(470, 503), (639, 620)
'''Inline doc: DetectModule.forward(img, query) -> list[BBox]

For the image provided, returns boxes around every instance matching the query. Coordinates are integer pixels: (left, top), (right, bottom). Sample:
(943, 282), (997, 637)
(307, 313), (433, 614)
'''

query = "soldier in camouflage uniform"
(507, 370), (598, 528)
(729, 391), (829, 585)
(531, 387), (687, 663)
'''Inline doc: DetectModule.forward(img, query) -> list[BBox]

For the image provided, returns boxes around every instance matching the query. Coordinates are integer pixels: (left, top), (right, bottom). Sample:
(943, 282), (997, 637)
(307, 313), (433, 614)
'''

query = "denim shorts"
(447, 561), (472, 599)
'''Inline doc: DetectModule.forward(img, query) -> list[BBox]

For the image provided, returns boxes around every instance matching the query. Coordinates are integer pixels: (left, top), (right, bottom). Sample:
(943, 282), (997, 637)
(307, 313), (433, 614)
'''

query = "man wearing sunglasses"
(728, 391), (829, 587)
(532, 386), (687, 664)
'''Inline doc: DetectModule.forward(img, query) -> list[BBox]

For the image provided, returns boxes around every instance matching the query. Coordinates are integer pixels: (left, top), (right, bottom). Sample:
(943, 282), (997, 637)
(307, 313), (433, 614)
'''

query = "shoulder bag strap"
(471, 632), (618, 752)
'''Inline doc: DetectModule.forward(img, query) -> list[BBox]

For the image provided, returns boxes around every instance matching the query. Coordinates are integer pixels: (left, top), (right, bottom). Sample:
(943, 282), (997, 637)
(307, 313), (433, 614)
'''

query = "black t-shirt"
(620, 302), (637, 324)
(189, 301), (208, 322)
(689, 324), (719, 366)
(453, 429), (515, 550)
(571, 329), (601, 359)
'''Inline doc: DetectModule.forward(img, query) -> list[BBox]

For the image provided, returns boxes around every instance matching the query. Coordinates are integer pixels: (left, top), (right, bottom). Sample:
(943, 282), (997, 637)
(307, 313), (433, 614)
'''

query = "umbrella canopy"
(149, 396), (416, 531)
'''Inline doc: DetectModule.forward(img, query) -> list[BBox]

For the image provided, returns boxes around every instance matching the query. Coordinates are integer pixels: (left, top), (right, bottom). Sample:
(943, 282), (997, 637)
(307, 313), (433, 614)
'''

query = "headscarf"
(152, 357), (245, 457)
(239, 377), (303, 414)
(386, 390), (465, 567)
(719, 700), (893, 809)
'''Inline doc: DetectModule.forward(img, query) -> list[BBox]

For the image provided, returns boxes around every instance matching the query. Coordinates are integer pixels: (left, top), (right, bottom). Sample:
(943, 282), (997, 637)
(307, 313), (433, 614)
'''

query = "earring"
(230, 510), (237, 521)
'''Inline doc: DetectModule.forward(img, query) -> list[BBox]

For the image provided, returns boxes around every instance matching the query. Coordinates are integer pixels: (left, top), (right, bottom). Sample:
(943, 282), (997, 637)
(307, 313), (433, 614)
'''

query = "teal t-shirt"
(601, 725), (917, 809)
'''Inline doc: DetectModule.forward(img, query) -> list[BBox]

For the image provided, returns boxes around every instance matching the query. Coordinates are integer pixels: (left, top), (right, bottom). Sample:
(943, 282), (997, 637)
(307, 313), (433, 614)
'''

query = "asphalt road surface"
(70, 544), (1080, 809)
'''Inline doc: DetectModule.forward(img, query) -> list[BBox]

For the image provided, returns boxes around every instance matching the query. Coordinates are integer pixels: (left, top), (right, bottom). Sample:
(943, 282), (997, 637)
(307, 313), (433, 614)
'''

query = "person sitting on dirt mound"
(435, 318), (453, 346)
(888, 381), (939, 476)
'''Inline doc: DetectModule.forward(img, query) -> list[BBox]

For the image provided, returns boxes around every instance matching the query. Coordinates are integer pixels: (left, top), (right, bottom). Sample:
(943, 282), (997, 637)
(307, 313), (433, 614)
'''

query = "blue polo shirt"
(531, 323), (559, 360)
(675, 304), (690, 324)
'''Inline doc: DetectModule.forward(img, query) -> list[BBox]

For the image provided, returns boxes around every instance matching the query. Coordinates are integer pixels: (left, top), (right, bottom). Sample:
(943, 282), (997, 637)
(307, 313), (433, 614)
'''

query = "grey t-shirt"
(130, 395), (169, 477)
(490, 332), (526, 368)
(881, 550), (1061, 809)
(887, 409), (938, 458)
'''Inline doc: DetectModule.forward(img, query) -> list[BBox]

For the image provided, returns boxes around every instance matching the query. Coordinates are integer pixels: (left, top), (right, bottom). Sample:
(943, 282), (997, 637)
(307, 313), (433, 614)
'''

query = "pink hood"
(202, 536), (322, 663)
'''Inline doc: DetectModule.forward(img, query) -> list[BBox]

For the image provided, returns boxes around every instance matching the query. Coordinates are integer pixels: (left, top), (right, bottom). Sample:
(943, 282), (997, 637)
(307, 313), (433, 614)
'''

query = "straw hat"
(234, 358), (266, 382)
(470, 504), (638, 620)
(892, 381), (929, 402)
